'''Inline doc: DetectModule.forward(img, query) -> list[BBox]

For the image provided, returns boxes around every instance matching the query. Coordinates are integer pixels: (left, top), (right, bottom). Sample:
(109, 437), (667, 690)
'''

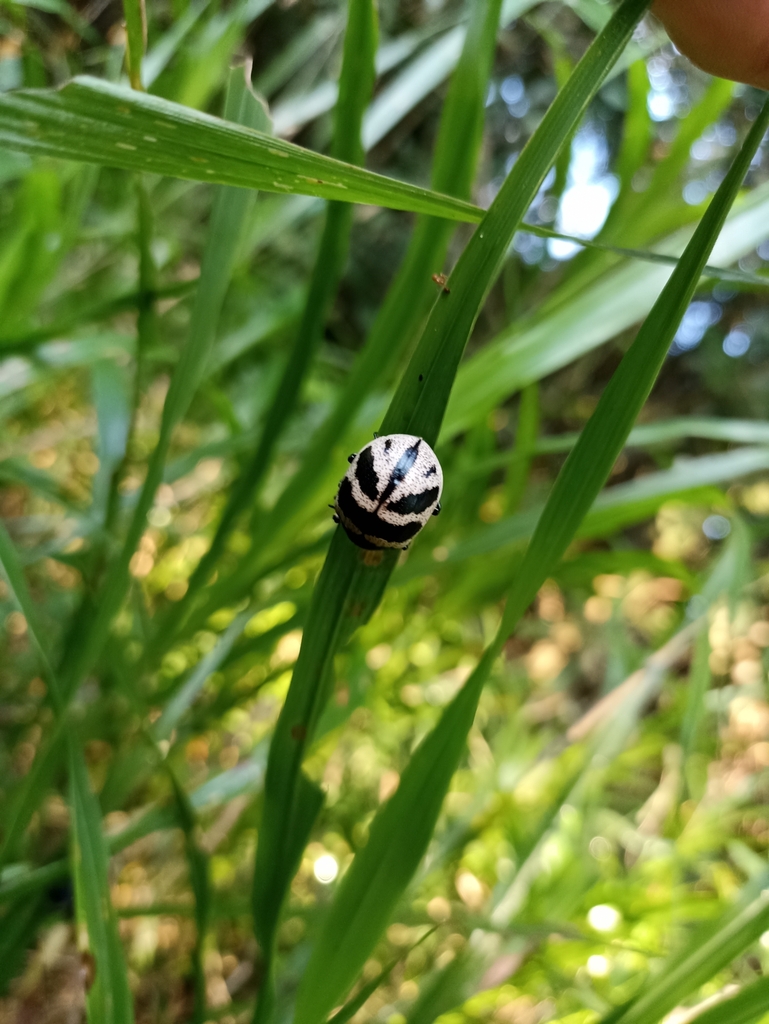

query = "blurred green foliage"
(3, 1), (769, 1023)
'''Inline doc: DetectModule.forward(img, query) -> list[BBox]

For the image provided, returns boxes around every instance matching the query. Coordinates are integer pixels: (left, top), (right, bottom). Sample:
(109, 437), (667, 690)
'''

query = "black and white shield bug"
(333, 434), (443, 551)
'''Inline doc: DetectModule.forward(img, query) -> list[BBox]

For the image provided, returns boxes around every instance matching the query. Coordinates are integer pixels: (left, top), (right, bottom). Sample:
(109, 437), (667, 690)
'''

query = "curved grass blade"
(603, 884), (769, 1024)
(290, 2), (654, 1020)
(425, 446), (769, 568)
(329, 927), (436, 1024)
(0, 522), (65, 867)
(378, 0), (651, 444)
(0, 70), (272, 864)
(444, 178), (769, 440)
(57, 69), (269, 697)
(2, 522), (131, 1024)
(249, 0), (508, 1000)
(68, 737), (135, 1024)
(294, 87), (769, 1024)
(693, 977), (769, 1024)
(0, 77), (482, 221)
(166, 0), (378, 642)
(520, 222), (769, 289)
(0, 520), (58, 700)
(187, 0), (526, 621)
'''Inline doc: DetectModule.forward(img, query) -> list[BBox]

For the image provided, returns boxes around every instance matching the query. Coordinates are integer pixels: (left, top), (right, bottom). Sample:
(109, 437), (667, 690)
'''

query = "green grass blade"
(193, 0), (520, 611)
(693, 977), (769, 1024)
(380, 0), (652, 445)
(155, 609), (253, 739)
(58, 68), (269, 700)
(330, 928), (436, 1024)
(287, 6), (654, 1017)
(169, 0), (378, 640)
(432, 446), (769, 568)
(520, 222), (769, 289)
(0, 750), (268, 907)
(293, 643), (497, 1024)
(503, 381), (539, 513)
(0, 520), (57, 699)
(251, 532), (374, 1000)
(606, 885), (769, 1024)
(0, 77), (482, 221)
(122, 0), (146, 89)
(294, 85), (769, 1024)
(444, 178), (769, 440)
(249, 0), (505, 994)
(68, 737), (134, 1024)
(0, 71), (271, 868)
(165, 766), (210, 1024)
(142, 0), (210, 88)
(493, 101), (769, 644)
(91, 358), (131, 527)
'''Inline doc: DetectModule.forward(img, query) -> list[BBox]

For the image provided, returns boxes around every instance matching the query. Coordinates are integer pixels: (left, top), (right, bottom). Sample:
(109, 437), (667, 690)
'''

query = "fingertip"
(653, 0), (769, 89)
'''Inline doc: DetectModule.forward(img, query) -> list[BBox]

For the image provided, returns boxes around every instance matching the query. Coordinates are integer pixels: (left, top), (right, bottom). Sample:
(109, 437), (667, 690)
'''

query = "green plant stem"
(122, 0), (146, 89)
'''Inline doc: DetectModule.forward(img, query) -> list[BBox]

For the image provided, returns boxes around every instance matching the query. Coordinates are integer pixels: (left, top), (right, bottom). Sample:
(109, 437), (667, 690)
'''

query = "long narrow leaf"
(295, 80), (769, 1024)
(0, 77), (482, 221)
(293, 4), (654, 1021)
(169, 0), (378, 642)
(68, 739), (134, 1024)
(248, 0), (506, 982)
(195, 0), (509, 624)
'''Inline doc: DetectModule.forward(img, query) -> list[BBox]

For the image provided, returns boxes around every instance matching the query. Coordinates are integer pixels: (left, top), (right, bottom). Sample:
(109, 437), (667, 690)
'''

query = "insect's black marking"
(432, 502), (441, 516)
(384, 439), (392, 450)
(337, 478), (423, 545)
(333, 515), (339, 523)
(387, 486), (440, 516)
(356, 445), (379, 501)
(425, 464), (437, 477)
(348, 453), (355, 463)
(378, 440), (421, 509)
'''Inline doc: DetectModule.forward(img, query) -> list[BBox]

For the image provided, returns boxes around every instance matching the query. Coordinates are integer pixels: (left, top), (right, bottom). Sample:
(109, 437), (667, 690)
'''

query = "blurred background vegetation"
(3, 0), (769, 1022)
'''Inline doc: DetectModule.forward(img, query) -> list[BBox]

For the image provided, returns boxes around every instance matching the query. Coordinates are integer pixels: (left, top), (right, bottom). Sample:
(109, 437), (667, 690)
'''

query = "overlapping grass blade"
(379, 0), (652, 444)
(693, 977), (769, 1024)
(329, 928), (436, 1024)
(291, 3), (653, 1020)
(0, 70), (271, 863)
(68, 738), (135, 1024)
(190, 0), (529, 618)
(603, 883), (769, 1024)
(444, 177), (769, 439)
(249, 0), (507, 999)
(0, 521), (57, 699)
(0, 77), (482, 221)
(0, 522), (64, 866)
(0, 749), (268, 907)
(58, 69), (268, 695)
(294, 82), (769, 1024)
(169, 0), (378, 639)
(251, 530), (383, 1024)
(3, 514), (132, 1024)
(428, 446), (769, 569)
(521, 222), (769, 288)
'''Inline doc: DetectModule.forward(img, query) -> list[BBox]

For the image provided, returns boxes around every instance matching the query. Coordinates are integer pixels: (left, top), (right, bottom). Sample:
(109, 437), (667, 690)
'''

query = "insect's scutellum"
(333, 434), (443, 551)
